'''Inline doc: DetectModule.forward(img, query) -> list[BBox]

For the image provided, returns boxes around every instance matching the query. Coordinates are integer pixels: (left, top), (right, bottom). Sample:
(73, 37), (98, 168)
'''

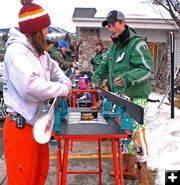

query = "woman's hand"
(63, 82), (72, 99)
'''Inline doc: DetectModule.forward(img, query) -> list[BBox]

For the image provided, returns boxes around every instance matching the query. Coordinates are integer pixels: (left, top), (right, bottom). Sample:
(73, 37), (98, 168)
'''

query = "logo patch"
(116, 52), (125, 63)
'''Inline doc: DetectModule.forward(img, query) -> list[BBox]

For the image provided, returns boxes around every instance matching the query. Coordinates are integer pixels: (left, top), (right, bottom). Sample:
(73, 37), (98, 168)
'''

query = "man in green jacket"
(91, 39), (107, 72)
(92, 10), (153, 185)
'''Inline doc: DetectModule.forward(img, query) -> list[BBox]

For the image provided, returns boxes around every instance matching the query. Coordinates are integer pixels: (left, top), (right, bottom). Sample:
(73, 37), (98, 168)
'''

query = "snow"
(146, 92), (180, 185)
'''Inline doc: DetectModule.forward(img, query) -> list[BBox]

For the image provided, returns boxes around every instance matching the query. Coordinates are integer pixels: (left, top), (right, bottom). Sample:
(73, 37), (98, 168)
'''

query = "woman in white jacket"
(3, 1), (71, 185)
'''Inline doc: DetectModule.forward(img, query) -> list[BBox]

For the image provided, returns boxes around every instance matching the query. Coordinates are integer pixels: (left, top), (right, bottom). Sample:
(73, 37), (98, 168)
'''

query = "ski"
(98, 86), (144, 124)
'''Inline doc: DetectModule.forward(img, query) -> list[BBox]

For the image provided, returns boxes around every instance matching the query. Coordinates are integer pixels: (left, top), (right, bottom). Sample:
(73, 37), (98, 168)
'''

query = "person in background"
(69, 43), (78, 63)
(91, 39), (109, 88)
(3, 1), (71, 185)
(52, 41), (64, 64)
(58, 40), (72, 71)
(64, 33), (71, 46)
(46, 39), (53, 53)
(90, 39), (107, 73)
(59, 40), (78, 78)
(46, 39), (64, 67)
(92, 10), (153, 185)
(80, 60), (93, 83)
(59, 40), (73, 63)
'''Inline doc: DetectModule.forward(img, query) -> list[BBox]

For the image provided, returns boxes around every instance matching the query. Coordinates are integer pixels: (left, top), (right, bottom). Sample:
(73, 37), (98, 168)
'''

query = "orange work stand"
(52, 108), (131, 185)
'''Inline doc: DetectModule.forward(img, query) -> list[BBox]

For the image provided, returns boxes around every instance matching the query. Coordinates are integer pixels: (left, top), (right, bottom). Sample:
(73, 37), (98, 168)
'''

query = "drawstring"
(0, 176), (6, 185)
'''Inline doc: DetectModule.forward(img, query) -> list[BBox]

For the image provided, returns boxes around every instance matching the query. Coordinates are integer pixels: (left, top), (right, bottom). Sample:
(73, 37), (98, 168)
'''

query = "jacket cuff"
(119, 74), (131, 88)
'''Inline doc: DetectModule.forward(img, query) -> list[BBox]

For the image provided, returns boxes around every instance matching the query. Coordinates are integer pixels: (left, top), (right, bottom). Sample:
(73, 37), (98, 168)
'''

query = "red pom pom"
(20, 0), (33, 6)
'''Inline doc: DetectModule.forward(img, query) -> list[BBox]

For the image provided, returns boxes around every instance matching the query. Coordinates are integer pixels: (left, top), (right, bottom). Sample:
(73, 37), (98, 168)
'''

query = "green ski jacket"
(92, 27), (154, 98)
(91, 49), (107, 72)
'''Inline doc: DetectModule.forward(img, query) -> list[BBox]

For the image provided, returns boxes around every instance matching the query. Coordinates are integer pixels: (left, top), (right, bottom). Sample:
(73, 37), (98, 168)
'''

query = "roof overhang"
(72, 17), (177, 30)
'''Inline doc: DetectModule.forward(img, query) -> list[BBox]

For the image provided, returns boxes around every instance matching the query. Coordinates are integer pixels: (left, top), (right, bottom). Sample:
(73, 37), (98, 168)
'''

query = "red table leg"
(92, 92), (97, 106)
(61, 139), (69, 185)
(72, 92), (77, 107)
(118, 139), (124, 185)
(56, 140), (61, 185)
(112, 139), (121, 185)
(98, 139), (102, 185)
(54, 135), (127, 184)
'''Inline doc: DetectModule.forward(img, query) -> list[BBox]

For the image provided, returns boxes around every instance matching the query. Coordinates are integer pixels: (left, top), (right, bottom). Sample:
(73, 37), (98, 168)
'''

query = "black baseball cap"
(102, 10), (125, 27)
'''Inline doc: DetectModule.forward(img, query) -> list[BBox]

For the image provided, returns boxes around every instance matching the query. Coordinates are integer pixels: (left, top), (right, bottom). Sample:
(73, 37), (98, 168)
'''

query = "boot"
(109, 154), (137, 179)
(137, 162), (149, 185)
(123, 153), (137, 179)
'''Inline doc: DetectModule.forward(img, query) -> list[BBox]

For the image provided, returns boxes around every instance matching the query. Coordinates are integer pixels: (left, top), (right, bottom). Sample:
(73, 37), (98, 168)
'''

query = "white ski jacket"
(3, 28), (71, 125)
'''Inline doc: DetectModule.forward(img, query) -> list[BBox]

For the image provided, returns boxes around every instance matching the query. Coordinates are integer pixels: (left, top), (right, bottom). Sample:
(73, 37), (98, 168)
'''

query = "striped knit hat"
(18, 0), (51, 33)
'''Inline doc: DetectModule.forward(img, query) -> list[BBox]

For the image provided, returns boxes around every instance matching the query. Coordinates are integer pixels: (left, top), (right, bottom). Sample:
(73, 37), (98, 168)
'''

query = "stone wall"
(76, 28), (100, 71)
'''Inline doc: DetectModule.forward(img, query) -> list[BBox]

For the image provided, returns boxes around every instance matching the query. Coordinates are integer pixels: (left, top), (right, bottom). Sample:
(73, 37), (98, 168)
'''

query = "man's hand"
(114, 77), (124, 87)
(89, 82), (100, 89)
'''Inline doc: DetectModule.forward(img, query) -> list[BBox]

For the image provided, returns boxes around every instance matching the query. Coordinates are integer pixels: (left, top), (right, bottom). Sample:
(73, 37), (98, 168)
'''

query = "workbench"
(52, 107), (132, 185)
